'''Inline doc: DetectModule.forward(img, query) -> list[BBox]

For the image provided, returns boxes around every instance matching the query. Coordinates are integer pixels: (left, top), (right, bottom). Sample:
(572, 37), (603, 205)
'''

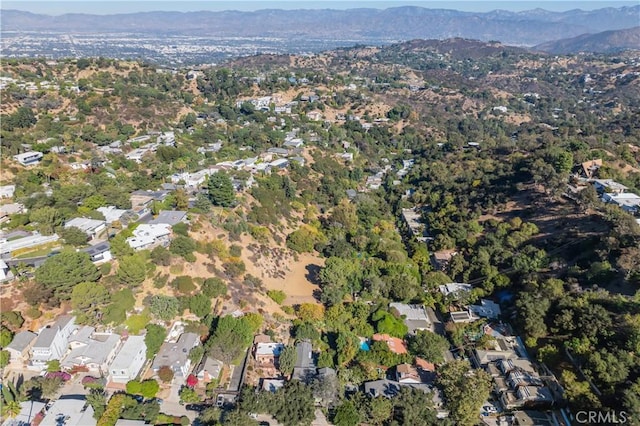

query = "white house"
(602, 192), (640, 213)
(81, 242), (112, 264)
(61, 326), (121, 375)
(126, 223), (172, 250)
(108, 335), (147, 384)
(0, 185), (15, 198)
(13, 151), (43, 166)
(64, 217), (107, 240)
(593, 179), (628, 194)
(40, 397), (96, 426)
(438, 283), (473, 298)
(97, 206), (129, 224)
(29, 315), (77, 370)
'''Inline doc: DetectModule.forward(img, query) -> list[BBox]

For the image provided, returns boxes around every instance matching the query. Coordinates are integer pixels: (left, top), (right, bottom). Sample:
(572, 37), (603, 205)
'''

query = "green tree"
(202, 278), (227, 298)
(35, 250), (101, 300)
(0, 326), (14, 347)
(0, 350), (9, 369)
(46, 359), (61, 372)
(437, 360), (492, 425)
(110, 233), (134, 258)
(144, 324), (167, 359)
(149, 295), (180, 321)
(140, 380), (160, 398)
(150, 245), (172, 266)
(393, 387), (439, 425)
(28, 206), (62, 235)
(60, 226), (89, 246)
(333, 400), (360, 426)
(71, 282), (110, 322)
(278, 345), (296, 376)
(86, 388), (107, 420)
(407, 330), (450, 363)
(116, 254), (147, 286)
(208, 172), (235, 207)
(189, 294), (212, 318)
(208, 316), (253, 364)
(169, 235), (197, 260)
(272, 381), (315, 426)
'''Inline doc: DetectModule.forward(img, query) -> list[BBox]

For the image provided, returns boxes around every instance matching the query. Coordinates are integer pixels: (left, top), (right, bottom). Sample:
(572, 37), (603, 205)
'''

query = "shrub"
(229, 245), (242, 257)
(171, 276), (196, 294)
(202, 278), (227, 298)
(222, 258), (245, 278)
(157, 365), (174, 383)
(267, 290), (286, 305)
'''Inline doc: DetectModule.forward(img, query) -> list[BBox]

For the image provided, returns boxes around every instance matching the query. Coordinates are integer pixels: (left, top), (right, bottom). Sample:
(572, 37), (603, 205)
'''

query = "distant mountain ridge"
(2, 6), (639, 47)
(535, 27), (640, 54)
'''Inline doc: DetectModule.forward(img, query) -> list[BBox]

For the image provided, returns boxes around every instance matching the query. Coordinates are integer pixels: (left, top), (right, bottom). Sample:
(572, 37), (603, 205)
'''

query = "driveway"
(159, 378), (196, 421)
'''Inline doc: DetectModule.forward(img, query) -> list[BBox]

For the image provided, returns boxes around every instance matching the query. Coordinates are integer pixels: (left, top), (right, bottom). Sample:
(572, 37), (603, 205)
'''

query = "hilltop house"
(0, 232), (60, 257)
(64, 217), (107, 240)
(152, 332), (200, 377)
(13, 151), (43, 166)
(372, 334), (408, 355)
(81, 241), (112, 264)
(126, 223), (171, 250)
(108, 335), (147, 384)
(30, 315), (77, 370)
(0, 185), (15, 198)
(149, 210), (188, 226)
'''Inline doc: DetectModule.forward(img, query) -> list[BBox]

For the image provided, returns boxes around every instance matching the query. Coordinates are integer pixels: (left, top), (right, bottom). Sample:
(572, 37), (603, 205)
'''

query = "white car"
(483, 405), (498, 413)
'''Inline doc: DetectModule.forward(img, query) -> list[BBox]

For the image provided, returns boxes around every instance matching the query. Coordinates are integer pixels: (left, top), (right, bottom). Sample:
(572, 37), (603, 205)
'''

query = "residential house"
(371, 334), (408, 355)
(97, 206), (129, 224)
(262, 379), (286, 392)
(0, 203), (23, 224)
(0, 185), (15, 198)
(40, 397), (96, 426)
(512, 410), (559, 426)
(13, 151), (43, 166)
(449, 310), (481, 324)
(0, 232), (59, 257)
(0, 259), (13, 282)
(602, 192), (640, 214)
(580, 159), (602, 178)
(270, 158), (289, 169)
(130, 189), (170, 217)
(396, 364), (422, 384)
(149, 210), (188, 226)
(61, 326), (121, 375)
(80, 242), (112, 264)
(292, 340), (316, 381)
(431, 249), (458, 271)
(254, 342), (285, 367)
(108, 335), (147, 384)
(126, 223), (171, 250)
(267, 147), (289, 157)
(197, 357), (223, 383)
(438, 283), (473, 298)
(469, 299), (502, 319)
(152, 332), (200, 377)
(2, 400), (46, 426)
(30, 315), (77, 370)
(290, 156), (306, 166)
(283, 139), (304, 149)
(64, 217), (107, 240)
(5, 331), (37, 366)
(401, 208), (430, 242)
(389, 303), (433, 334)
(592, 179), (628, 194)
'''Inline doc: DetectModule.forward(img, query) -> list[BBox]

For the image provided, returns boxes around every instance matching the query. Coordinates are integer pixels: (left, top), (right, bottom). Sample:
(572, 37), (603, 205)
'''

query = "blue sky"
(4, 1), (639, 15)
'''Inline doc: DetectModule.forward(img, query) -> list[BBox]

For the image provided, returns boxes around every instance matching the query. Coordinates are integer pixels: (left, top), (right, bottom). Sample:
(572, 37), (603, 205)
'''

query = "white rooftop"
(40, 398), (96, 426)
(255, 342), (284, 356)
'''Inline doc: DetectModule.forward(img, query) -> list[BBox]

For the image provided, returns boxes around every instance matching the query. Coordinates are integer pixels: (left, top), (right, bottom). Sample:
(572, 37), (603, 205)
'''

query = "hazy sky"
(4, 1), (639, 15)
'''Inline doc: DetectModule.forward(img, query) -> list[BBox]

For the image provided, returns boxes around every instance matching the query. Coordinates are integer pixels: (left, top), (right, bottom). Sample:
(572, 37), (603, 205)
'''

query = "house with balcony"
(152, 332), (200, 377)
(108, 335), (147, 384)
(29, 315), (77, 370)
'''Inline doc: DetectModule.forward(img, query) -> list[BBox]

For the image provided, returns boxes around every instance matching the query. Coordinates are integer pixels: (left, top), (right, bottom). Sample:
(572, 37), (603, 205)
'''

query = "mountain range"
(2, 6), (639, 48)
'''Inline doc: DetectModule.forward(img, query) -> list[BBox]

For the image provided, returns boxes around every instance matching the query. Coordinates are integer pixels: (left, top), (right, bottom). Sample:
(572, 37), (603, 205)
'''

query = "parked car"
(185, 403), (208, 412)
(216, 394), (225, 407)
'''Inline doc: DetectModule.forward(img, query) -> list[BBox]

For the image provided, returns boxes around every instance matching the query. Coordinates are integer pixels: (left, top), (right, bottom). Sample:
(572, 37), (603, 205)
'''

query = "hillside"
(2, 5), (639, 46)
(535, 26), (640, 54)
